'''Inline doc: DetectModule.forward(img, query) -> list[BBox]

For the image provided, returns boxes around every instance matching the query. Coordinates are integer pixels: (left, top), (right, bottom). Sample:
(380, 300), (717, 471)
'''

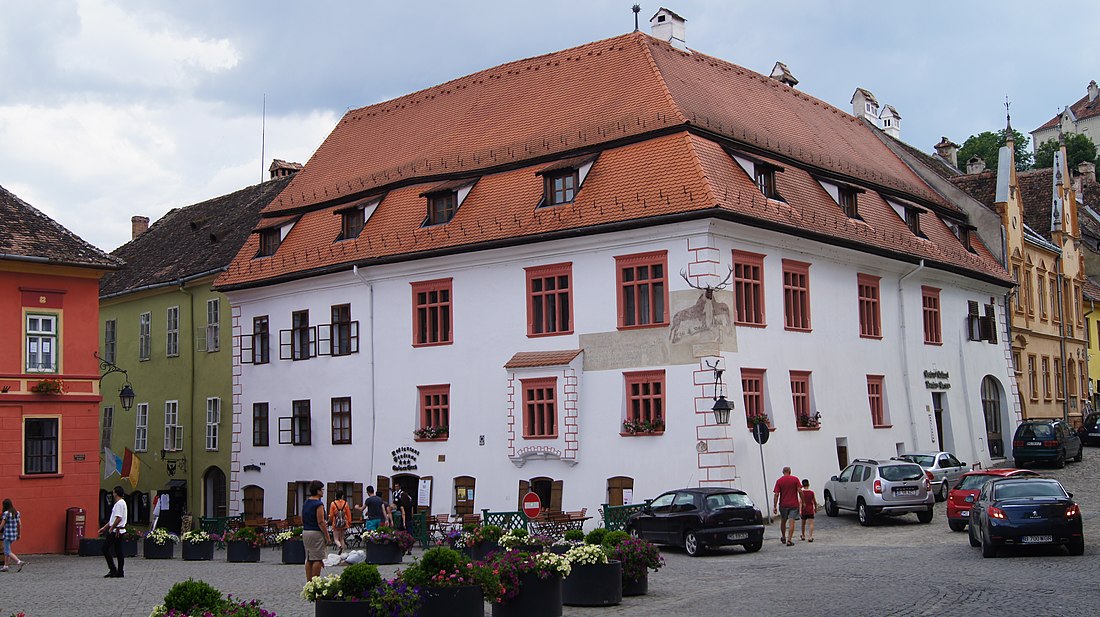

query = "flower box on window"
(620, 419), (665, 436)
(413, 425), (449, 441)
(746, 414), (773, 431)
(796, 412), (821, 430)
(30, 378), (64, 394)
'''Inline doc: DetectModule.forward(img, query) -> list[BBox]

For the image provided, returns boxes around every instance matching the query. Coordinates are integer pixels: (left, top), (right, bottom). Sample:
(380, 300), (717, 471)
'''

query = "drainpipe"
(899, 260), (925, 450)
(352, 266), (376, 489)
(1057, 269), (1070, 423)
(177, 279), (197, 516)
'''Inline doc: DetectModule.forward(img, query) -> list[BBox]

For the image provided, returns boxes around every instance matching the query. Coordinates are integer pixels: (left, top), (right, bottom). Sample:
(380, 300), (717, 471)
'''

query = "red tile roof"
(216, 32), (1009, 290)
(1033, 90), (1100, 132)
(504, 350), (584, 369)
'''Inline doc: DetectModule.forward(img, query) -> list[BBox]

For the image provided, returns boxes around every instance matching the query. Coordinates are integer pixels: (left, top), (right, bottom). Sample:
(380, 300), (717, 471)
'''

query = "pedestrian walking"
(301, 480), (331, 582)
(772, 466), (802, 547)
(354, 485), (385, 531)
(1, 498), (25, 572)
(329, 489), (351, 553)
(799, 479), (816, 542)
(98, 486), (128, 578)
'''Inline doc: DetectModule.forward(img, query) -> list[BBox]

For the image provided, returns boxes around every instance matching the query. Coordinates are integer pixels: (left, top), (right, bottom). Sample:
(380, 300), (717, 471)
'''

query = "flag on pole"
(122, 448), (141, 488)
(1051, 149), (1065, 232)
(103, 447), (122, 480)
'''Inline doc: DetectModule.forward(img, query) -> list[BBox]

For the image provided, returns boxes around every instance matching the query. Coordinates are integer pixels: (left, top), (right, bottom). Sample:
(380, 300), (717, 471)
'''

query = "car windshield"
(1016, 424), (1054, 440)
(879, 464), (924, 481)
(902, 454), (935, 467)
(955, 475), (996, 491)
(706, 492), (753, 509)
(993, 481), (1067, 500)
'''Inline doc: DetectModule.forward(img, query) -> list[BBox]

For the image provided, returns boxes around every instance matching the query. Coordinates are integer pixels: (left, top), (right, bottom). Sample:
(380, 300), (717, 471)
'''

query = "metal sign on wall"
(923, 369), (950, 390)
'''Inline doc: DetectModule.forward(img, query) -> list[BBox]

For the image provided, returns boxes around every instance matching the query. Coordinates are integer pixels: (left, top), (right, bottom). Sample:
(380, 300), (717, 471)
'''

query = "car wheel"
(968, 521), (981, 547)
(917, 508), (934, 524)
(1068, 539), (1084, 556)
(684, 530), (702, 557)
(1074, 445), (1084, 463)
(948, 519), (967, 532)
(824, 493), (838, 517)
(936, 482), (948, 502)
(743, 539), (762, 553)
(981, 530), (997, 558)
(857, 500), (874, 527)
(1056, 450), (1066, 469)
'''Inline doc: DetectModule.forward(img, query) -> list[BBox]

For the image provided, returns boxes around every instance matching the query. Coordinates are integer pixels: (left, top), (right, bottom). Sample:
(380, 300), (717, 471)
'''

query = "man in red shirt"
(772, 466), (802, 546)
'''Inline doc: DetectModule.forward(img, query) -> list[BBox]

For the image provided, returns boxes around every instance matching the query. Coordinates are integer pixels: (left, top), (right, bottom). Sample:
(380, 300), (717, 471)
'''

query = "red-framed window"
(733, 250), (766, 326)
(782, 259), (811, 331)
(921, 286), (941, 345)
(412, 278), (453, 346)
(417, 385), (450, 440)
(616, 251), (668, 329)
(623, 370), (665, 434)
(526, 263), (573, 336)
(740, 368), (769, 427)
(790, 371), (812, 427)
(857, 273), (881, 338)
(867, 375), (887, 427)
(521, 377), (557, 438)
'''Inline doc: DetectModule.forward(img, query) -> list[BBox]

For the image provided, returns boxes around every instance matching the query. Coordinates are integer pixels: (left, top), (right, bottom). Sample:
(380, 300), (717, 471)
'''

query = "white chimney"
(1088, 79), (1098, 103)
(769, 61), (799, 88)
(131, 215), (149, 239)
(966, 156), (987, 175)
(850, 88), (879, 123)
(650, 8), (687, 50)
(879, 104), (902, 139)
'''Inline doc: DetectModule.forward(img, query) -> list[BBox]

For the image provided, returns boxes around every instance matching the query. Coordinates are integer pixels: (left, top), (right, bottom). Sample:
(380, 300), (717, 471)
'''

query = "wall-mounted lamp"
(95, 351), (136, 411)
(160, 449), (187, 476)
(707, 359), (733, 425)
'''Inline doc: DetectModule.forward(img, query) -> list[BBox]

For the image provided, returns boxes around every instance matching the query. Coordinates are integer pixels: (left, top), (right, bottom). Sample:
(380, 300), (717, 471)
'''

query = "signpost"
(751, 422), (772, 523)
(522, 491), (542, 519)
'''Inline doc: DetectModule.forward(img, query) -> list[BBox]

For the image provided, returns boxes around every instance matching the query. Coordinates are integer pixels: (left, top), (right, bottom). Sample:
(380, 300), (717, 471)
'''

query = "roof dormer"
(650, 8), (687, 50)
(851, 88), (879, 123)
(879, 105), (901, 139)
(536, 154), (598, 207)
(420, 179), (477, 226)
(726, 147), (785, 202)
(333, 195), (382, 242)
(817, 178), (864, 220)
(252, 216), (299, 258)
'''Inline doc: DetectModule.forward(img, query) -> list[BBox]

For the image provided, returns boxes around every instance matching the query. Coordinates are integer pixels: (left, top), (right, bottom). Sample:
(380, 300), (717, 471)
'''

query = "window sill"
(872, 424), (892, 429)
(734, 321), (767, 328)
(747, 425), (775, 432)
(619, 431), (665, 437)
(616, 323), (669, 332)
(784, 327), (812, 333)
(522, 435), (559, 440)
(526, 331), (574, 338)
(413, 437), (449, 442)
(20, 473), (62, 479)
(923, 342), (943, 346)
(859, 334), (883, 340)
(412, 341), (454, 348)
(796, 426), (821, 431)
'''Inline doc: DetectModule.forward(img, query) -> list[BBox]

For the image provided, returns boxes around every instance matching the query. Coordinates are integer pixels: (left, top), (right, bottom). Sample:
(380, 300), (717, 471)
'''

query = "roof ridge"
(0, 184), (121, 267)
(682, 133), (719, 207)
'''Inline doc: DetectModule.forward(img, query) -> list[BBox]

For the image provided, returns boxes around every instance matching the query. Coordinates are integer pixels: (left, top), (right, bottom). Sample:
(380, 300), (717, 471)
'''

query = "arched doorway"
(203, 466), (227, 518)
(981, 375), (1007, 457)
(519, 477), (562, 513)
(453, 476), (476, 516)
(242, 485), (264, 521)
(606, 476), (634, 506)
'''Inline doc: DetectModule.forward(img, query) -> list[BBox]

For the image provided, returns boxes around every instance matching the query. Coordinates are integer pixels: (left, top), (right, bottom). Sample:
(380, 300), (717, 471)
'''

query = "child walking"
(1, 498), (25, 572)
(799, 479), (816, 542)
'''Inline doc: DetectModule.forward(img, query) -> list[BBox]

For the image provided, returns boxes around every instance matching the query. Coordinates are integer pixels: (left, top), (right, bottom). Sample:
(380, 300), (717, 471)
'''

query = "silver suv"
(823, 458), (935, 526)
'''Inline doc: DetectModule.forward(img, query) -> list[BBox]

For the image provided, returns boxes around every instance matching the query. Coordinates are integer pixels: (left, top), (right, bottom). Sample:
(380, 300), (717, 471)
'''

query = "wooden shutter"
(607, 476), (632, 507)
(517, 480), (530, 510)
(550, 480), (563, 513)
(326, 482), (337, 510)
(279, 329), (292, 360)
(377, 476), (390, 503)
(239, 334), (253, 364)
(351, 483), (364, 522)
(286, 482), (297, 518)
(317, 324), (332, 356)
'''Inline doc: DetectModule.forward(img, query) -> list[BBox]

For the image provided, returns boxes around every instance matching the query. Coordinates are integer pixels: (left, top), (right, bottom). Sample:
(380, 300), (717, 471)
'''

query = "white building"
(217, 23), (1017, 523)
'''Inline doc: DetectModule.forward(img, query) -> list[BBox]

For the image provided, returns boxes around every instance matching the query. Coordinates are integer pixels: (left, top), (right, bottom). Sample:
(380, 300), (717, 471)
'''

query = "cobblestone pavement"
(3, 451), (1098, 617)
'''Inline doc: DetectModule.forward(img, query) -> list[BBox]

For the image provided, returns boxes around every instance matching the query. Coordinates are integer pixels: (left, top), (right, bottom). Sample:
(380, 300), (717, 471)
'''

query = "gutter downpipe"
(1057, 268), (1069, 423)
(352, 265), (376, 487)
(899, 260), (926, 450)
(177, 278), (197, 516)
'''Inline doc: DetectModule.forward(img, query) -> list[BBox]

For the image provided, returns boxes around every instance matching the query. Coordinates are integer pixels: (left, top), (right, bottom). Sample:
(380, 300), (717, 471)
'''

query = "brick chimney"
(268, 159), (303, 180)
(934, 137), (960, 169)
(131, 215), (149, 239)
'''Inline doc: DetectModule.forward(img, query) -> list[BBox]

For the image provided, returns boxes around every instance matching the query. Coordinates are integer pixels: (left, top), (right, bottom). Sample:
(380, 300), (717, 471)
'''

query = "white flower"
(145, 528), (179, 546)
(564, 544), (608, 566)
(301, 574), (343, 602)
(181, 530), (210, 543)
(535, 551), (573, 577)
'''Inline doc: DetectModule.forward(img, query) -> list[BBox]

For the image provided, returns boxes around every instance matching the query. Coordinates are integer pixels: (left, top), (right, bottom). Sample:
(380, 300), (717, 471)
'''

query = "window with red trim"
(733, 250), (765, 326)
(783, 259), (811, 331)
(526, 263), (573, 336)
(623, 371), (665, 434)
(521, 378), (557, 438)
(857, 273), (881, 338)
(867, 375), (887, 427)
(417, 385), (449, 440)
(790, 371), (813, 427)
(412, 279), (453, 346)
(921, 286), (941, 345)
(616, 251), (668, 328)
(741, 368), (769, 428)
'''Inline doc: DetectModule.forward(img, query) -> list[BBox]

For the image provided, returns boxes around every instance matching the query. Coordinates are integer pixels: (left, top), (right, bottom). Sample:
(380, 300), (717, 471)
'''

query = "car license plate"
(960, 510), (969, 517)
(727, 532), (749, 541)
(1020, 535), (1052, 544)
(1090, 432), (1100, 437)
(894, 487), (916, 495)
(1027, 441), (1041, 446)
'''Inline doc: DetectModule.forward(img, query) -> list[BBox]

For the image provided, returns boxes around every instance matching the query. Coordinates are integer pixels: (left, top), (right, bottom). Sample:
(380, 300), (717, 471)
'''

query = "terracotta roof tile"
(1033, 90), (1100, 132)
(504, 350), (583, 369)
(0, 184), (121, 269)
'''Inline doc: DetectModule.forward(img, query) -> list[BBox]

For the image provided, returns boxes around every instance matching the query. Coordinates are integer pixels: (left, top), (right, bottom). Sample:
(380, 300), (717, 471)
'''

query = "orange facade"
(0, 266), (105, 554)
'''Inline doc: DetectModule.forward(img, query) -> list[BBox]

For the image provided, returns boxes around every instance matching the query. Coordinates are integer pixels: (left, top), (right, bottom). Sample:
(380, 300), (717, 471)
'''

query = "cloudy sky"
(2, 0), (1098, 252)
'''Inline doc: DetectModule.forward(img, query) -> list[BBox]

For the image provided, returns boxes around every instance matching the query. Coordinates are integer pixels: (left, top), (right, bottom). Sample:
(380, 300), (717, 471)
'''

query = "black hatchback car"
(967, 477), (1083, 557)
(626, 487), (764, 556)
(1079, 412), (1100, 446)
(1011, 419), (1083, 468)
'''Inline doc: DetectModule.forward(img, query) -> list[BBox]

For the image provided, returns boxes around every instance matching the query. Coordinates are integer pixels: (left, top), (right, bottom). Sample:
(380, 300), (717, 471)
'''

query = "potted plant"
(605, 536), (664, 596)
(485, 550), (570, 617)
(120, 527), (140, 557)
(29, 378), (64, 394)
(149, 577), (276, 617)
(142, 528), (178, 559)
(181, 529), (215, 561)
(359, 526), (415, 564)
(223, 526), (263, 563)
(621, 418), (665, 435)
(302, 563), (421, 617)
(461, 524), (503, 561)
(274, 527), (305, 565)
(548, 529), (583, 555)
(400, 547), (497, 617)
(797, 411), (822, 429)
(413, 425), (449, 440)
(747, 413), (772, 430)
(497, 528), (542, 553)
(561, 544), (621, 606)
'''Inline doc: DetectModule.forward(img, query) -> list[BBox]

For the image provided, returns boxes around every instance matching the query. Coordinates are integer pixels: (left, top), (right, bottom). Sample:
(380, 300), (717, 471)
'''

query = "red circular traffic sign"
(522, 491), (542, 519)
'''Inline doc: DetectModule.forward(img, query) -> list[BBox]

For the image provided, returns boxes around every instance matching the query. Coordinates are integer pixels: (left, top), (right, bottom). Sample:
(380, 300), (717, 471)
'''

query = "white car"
(893, 452), (968, 502)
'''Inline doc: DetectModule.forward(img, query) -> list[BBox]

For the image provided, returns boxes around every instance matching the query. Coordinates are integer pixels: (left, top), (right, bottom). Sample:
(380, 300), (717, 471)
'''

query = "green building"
(98, 171), (294, 530)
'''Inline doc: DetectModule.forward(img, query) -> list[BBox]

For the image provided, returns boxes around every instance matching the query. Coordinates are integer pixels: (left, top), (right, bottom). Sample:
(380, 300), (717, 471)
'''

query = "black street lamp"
(707, 359), (733, 425)
(95, 351), (136, 411)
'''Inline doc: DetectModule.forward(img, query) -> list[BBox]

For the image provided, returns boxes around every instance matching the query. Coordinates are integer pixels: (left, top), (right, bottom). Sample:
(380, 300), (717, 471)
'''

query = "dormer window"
(904, 208), (921, 236)
(546, 170), (578, 206)
(339, 208), (365, 241)
(258, 229), (280, 257)
(755, 166), (779, 200)
(427, 191), (457, 225)
(838, 186), (859, 218)
(725, 147), (784, 202)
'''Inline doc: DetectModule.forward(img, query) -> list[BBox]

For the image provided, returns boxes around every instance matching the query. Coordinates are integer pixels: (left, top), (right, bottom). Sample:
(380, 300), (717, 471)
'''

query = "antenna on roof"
(632, 4), (641, 31)
(260, 93), (267, 184)
(1004, 95), (1012, 132)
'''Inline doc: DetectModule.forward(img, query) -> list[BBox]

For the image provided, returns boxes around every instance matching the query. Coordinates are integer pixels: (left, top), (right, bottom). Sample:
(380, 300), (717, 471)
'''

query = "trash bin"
(65, 507), (86, 554)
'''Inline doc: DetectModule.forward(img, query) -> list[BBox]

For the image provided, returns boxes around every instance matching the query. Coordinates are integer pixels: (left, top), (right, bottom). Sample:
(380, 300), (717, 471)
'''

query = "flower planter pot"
(281, 539), (305, 564)
(226, 540), (261, 563)
(546, 545), (570, 555)
(420, 585), (484, 617)
(314, 599), (372, 617)
(78, 538), (104, 557)
(562, 561), (622, 606)
(467, 541), (500, 562)
(182, 540), (214, 561)
(491, 572), (562, 617)
(122, 539), (138, 558)
(364, 541), (404, 564)
(622, 572), (649, 597)
(143, 538), (175, 559)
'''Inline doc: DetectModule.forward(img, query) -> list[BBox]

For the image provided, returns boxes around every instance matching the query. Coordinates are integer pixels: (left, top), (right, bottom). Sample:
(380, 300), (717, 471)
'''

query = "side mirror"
(830, 476), (839, 482)
(1067, 492), (1074, 499)
(642, 505), (653, 514)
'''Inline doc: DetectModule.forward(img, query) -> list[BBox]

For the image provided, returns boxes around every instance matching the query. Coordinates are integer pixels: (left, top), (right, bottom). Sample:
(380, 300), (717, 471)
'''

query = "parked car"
(626, 487), (765, 556)
(893, 451), (968, 502)
(968, 476), (1083, 557)
(945, 468), (1039, 531)
(823, 458), (934, 526)
(1078, 412), (1100, 447)
(1012, 419), (1083, 468)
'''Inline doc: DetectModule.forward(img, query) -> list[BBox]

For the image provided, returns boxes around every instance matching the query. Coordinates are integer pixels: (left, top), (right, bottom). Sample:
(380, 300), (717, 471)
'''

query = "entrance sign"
(417, 479), (432, 507)
(522, 491), (542, 519)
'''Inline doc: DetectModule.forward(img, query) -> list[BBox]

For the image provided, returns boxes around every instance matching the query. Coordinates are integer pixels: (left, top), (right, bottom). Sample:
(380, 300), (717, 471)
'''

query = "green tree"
(956, 129), (1032, 172)
(1033, 132), (1099, 169)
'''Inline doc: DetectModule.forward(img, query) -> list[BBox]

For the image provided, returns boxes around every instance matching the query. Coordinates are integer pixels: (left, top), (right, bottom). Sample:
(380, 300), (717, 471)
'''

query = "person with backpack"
(329, 489), (352, 553)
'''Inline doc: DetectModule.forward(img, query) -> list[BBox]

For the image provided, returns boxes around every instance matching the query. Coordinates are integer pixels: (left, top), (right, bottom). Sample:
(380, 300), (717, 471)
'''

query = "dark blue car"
(968, 477), (1083, 557)
(1011, 419), (1082, 468)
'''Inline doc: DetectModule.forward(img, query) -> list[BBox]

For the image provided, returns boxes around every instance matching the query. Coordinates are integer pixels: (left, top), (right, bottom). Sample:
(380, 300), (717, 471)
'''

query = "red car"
(946, 468), (1038, 531)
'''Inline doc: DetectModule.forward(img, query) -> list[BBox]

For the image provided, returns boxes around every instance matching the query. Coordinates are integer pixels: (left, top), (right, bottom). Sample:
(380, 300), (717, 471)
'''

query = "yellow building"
(1083, 280), (1100, 412)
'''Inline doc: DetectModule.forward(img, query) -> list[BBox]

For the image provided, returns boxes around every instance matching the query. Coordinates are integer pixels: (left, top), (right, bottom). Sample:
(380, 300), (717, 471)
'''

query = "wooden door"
(454, 476), (475, 516)
(376, 476), (391, 502)
(286, 482), (297, 518)
(607, 476), (634, 506)
(242, 485), (264, 520)
(517, 480), (530, 510)
(550, 480), (563, 513)
(351, 483), (364, 522)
